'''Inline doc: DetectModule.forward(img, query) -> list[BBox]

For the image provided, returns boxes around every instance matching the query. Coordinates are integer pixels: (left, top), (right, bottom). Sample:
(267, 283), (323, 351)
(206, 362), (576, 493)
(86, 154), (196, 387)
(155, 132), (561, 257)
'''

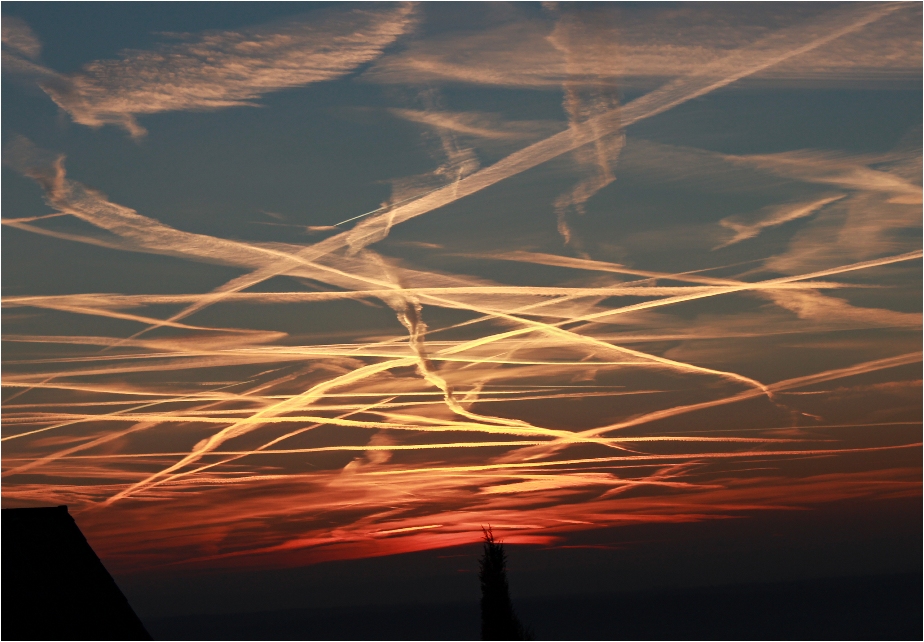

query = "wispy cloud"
(2, 2), (919, 574)
(752, 150), (923, 273)
(764, 289), (921, 329)
(546, 5), (623, 252)
(37, 1), (873, 344)
(366, 3), (919, 89)
(729, 150), (923, 199)
(716, 194), (846, 248)
(2, 16), (42, 60)
(1, 16), (56, 80)
(344, 2), (902, 257)
(583, 136), (921, 273)
(33, 4), (416, 137)
(389, 108), (556, 141)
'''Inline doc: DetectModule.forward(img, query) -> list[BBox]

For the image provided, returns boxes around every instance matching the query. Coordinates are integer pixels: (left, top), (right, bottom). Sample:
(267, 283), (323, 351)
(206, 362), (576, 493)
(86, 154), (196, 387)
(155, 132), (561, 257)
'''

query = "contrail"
(113, 2), (900, 335)
(332, 185), (446, 227)
(366, 443), (921, 477)
(1, 379), (252, 476)
(96, 249), (919, 504)
(1, 280), (853, 309)
(6, 2), (914, 553)
(3, 436), (810, 462)
(533, 351), (924, 454)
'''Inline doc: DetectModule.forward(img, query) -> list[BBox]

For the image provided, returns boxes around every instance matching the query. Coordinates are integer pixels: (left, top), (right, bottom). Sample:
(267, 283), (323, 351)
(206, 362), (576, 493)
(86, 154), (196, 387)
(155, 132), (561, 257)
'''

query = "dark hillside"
(2, 506), (151, 641)
(144, 573), (921, 640)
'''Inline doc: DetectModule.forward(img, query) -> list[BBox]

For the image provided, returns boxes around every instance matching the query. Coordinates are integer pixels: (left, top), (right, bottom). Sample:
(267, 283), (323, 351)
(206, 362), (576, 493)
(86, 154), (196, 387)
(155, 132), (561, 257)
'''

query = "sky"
(2, 1), (921, 619)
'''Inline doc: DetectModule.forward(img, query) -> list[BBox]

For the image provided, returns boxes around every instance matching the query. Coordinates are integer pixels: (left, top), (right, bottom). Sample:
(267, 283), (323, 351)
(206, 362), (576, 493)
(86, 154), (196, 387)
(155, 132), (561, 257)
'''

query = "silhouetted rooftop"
(2, 505), (150, 641)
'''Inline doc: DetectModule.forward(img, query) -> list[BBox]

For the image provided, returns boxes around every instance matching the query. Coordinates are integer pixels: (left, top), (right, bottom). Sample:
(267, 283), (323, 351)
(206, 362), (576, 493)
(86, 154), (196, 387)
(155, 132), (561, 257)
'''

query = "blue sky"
(2, 2), (921, 617)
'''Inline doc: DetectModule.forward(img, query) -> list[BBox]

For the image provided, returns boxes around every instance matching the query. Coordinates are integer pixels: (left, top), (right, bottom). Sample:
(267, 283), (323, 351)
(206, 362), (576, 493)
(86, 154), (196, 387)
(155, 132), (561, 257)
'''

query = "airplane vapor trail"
(101, 2), (898, 336)
(91, 249), (918, 502)
(567, 352), (923, 442)
(3, 2), (919, 570)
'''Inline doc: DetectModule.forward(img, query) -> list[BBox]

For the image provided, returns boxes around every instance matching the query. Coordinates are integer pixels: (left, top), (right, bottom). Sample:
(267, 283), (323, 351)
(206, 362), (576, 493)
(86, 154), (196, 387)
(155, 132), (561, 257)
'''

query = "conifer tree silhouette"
(479, 527), (531, 640)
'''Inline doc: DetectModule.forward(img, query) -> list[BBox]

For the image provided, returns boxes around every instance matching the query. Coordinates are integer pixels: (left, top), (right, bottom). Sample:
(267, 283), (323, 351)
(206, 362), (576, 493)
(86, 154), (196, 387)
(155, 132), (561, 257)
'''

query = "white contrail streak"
(117, 2), (899, 333)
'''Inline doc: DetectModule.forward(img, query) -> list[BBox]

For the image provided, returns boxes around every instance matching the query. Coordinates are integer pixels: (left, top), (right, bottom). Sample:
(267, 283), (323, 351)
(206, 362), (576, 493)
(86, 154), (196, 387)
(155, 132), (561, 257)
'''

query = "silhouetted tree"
(479, 527), (531, 640)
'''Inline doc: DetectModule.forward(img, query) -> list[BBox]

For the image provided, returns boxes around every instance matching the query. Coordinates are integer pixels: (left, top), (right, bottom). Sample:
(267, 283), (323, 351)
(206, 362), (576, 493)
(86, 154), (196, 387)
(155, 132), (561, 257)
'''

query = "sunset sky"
(2, 2), (921, 619)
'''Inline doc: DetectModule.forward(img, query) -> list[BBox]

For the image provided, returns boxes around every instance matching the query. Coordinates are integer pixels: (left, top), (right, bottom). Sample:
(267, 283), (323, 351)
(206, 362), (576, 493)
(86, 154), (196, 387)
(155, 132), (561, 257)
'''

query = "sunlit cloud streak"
(550, 352), (922, 445)
(9, 5), (416, 137)
(45, 0), (899, 347)
(2, 1), (920, 575)
(730, 150), (923, 199)
(5, 249), (917, 501)
(715, 194), (846, 248)
(389, 109), (556, 141)
(40, 465), (921, 572)
(546, 5), (623, 251)
(1, 16), (42, 60)
(343, 2), (903, 248)
(366, 3), (919, 89)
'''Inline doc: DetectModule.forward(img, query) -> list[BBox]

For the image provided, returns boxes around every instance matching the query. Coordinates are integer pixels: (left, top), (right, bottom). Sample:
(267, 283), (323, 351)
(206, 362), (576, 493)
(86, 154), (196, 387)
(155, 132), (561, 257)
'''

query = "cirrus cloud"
(35, 4), (416, 137)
